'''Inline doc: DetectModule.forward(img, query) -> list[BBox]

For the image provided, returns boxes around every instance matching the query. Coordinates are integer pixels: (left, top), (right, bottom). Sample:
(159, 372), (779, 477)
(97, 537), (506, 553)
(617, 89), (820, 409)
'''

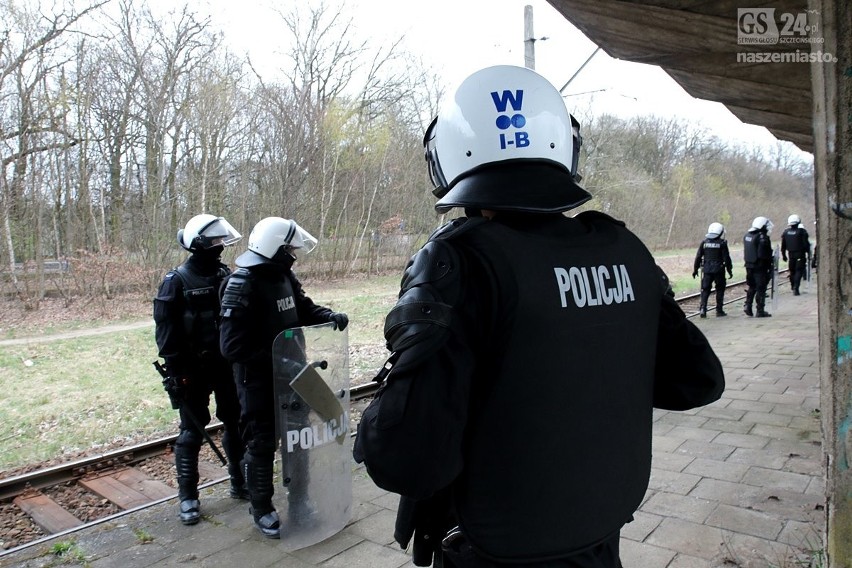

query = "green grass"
(0, 327), (175, 471)
(0, 275), (401, 473)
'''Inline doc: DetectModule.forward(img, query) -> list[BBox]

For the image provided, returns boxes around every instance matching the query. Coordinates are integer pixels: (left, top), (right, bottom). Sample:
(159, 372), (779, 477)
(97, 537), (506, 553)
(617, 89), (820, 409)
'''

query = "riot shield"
(771, 245), (779, 311)
(272, 322), (351, 551)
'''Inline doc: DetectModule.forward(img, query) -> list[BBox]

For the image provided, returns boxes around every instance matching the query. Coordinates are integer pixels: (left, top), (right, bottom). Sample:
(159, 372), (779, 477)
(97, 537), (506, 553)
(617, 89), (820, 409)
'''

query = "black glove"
(329, 312), (349, 331)
(782, 254), (787, 262)
(692, 271), (698, 279)
(727, 270), (733, 279)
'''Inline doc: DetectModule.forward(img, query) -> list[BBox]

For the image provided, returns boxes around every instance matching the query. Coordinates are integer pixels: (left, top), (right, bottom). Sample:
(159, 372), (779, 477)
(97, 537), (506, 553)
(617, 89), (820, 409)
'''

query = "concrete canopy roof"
(546, 0), (813, 153)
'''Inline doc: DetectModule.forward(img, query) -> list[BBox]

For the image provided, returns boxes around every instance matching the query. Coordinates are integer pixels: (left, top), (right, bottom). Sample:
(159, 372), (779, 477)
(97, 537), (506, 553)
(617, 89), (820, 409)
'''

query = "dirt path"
(0, 320), (153, 346)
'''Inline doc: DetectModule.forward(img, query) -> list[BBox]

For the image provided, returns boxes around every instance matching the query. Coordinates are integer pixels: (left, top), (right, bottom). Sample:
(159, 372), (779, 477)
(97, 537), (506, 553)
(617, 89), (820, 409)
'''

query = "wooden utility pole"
(523, 5), (547, 70)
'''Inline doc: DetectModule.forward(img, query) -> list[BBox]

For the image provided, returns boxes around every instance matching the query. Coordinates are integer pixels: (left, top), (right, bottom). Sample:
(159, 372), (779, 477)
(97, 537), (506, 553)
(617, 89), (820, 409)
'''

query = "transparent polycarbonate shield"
(273, 322), (351, 551)
(772, 245), (780, 311)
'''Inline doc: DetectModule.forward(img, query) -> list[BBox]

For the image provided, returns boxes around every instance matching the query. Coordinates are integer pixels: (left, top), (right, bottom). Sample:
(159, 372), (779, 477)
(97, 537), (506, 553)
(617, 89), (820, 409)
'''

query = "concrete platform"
(0, 285), (823, 568)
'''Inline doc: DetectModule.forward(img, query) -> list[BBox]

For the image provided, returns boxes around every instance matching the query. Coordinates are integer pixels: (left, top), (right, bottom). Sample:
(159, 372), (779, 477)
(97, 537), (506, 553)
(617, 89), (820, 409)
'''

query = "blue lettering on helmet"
(491, 90), (524, 112)
(492, 90), (529, 150)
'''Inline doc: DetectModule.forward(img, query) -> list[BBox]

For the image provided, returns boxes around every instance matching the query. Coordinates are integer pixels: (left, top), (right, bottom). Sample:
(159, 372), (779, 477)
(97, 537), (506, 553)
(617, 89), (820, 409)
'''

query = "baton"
(153, 361), (227, 466)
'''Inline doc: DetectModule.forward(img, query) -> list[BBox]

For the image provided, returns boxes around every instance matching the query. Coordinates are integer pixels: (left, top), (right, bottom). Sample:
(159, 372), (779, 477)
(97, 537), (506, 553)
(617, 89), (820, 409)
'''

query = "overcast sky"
(160, 0), (812, 163)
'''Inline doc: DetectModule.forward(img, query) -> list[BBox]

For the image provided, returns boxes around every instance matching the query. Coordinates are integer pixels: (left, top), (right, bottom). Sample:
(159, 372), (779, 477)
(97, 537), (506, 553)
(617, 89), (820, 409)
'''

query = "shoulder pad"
(400, 239), (461, 291)
(657, 266), (675, 298)
(574, 210), (626, 227)
(384, 239), (465, 364)
(428, 216), (487, 242)
(220, 268), (252, 312)
(155, 271), (181, 302)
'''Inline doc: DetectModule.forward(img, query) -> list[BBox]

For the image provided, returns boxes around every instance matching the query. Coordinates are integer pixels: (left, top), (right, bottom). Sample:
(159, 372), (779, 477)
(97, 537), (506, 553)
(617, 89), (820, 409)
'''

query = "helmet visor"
(423, 118), (449, 197)
(289, 223), (318, 254)
(200, 217), (242, 247)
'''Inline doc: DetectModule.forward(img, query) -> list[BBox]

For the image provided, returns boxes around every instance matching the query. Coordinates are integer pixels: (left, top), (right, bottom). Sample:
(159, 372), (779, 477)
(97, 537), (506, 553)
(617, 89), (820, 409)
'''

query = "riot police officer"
(693, 222), (733, 318)
(781, 214), (812, 295)
(153, 214), (247, 526)
(743, 216), (774, 317)
(354, 65), (725, 568)
(218, 217), (348, 539)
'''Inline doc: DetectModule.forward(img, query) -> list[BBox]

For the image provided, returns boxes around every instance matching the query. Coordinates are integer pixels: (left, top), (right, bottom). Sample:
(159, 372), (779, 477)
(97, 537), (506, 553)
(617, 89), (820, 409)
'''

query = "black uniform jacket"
(781, 226), (811, 258)
(694, 237), (733, 275)
(218, 264), (334, 382)
(355, 212), (725, 563)
(153, 254), (230, 377)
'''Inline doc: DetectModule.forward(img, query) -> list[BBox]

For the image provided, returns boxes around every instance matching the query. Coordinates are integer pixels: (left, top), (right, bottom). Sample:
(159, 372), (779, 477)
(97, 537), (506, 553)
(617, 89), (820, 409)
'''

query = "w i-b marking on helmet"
(492, 90), (529, 149)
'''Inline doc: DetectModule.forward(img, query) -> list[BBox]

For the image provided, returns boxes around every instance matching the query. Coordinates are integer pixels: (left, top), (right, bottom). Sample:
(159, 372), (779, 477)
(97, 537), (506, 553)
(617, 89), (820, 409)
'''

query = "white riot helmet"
(788, 214), (801, 226)
(751, 216), (773, 233)
(235, 217), (318, 268)
(178, 214), (241, 252)
(706, 222), (725, 239)
(424, 65), (591, 214)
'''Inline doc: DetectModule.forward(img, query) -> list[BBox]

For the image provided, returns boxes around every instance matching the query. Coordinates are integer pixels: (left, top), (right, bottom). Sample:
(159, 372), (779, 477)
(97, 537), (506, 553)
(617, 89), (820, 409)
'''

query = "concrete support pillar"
(811, 0), (852, 565)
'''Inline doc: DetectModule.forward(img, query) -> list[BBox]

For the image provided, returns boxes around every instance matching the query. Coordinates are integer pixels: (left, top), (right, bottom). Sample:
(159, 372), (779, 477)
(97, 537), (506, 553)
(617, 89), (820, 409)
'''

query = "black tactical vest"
(743, 231), (759, 264)
(229, 267), (301, 346)
(447, 213), (665, 561)
(173, 264), (227, 355)
(783, 228), (807, 253)
(700, 238), (726, 273)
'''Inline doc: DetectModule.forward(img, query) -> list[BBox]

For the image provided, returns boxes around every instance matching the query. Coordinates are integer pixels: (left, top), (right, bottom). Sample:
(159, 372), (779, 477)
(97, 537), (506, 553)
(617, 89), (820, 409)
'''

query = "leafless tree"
(0, 0), (105, 304)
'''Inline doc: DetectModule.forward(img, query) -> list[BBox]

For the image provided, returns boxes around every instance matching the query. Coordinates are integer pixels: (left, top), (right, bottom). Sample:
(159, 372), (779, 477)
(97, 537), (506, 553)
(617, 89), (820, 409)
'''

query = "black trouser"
(699, 271), (727, 313)
(745, 266), (771, 312)
(175, 357), (244, 499)
(787, 252), (807, 291)
(234, 365), (277, 516)
(234, 365), (311, 517)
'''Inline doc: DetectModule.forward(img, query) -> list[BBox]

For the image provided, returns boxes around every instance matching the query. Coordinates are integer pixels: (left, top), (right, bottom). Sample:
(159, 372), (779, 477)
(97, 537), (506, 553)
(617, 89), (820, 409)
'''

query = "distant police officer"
(218, 217), (348, 538)
(743, 216), (774, 317)
(780, 214), (811, 295)
(354, 65), (725, 568)
(693, 222), (733, 318)
(153, 214), (247, 525)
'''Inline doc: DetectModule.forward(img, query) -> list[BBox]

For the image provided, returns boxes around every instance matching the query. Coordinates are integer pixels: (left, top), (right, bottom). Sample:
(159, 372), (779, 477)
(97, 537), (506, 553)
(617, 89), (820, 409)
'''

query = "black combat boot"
(756, 311), (772, 317)
(284, 451), (317, 526)
(244, 456), (279, 538)
(222, 430), (249, 500)
(743, 305), (754, 317)
(174, 446), (201, 525)
(716, 310), (727, 317)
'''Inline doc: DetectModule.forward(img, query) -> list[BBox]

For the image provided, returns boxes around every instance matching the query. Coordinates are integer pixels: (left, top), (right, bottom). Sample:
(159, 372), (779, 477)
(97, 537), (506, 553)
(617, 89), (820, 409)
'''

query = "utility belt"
(439, 526), (624, 568)
(441, 527), (497, 568)
(190, 348), (226, 366)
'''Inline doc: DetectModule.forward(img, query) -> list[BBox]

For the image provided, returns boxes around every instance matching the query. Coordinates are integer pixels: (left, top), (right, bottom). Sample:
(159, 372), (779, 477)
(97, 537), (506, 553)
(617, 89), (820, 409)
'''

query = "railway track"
(0, 381), (381, 556)
(0, 274), (794, 556)
(679, 270), (789, 317)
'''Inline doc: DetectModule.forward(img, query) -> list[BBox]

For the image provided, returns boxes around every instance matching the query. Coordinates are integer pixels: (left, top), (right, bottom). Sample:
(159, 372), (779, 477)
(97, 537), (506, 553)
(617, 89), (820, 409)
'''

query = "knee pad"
(246, 432), (277, 460)
(176, 427), (203, 450)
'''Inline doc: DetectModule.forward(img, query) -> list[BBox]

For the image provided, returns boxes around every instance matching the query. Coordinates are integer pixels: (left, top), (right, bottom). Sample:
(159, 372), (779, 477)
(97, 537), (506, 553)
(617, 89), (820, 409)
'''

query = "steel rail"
(0, 382), (381, 502)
